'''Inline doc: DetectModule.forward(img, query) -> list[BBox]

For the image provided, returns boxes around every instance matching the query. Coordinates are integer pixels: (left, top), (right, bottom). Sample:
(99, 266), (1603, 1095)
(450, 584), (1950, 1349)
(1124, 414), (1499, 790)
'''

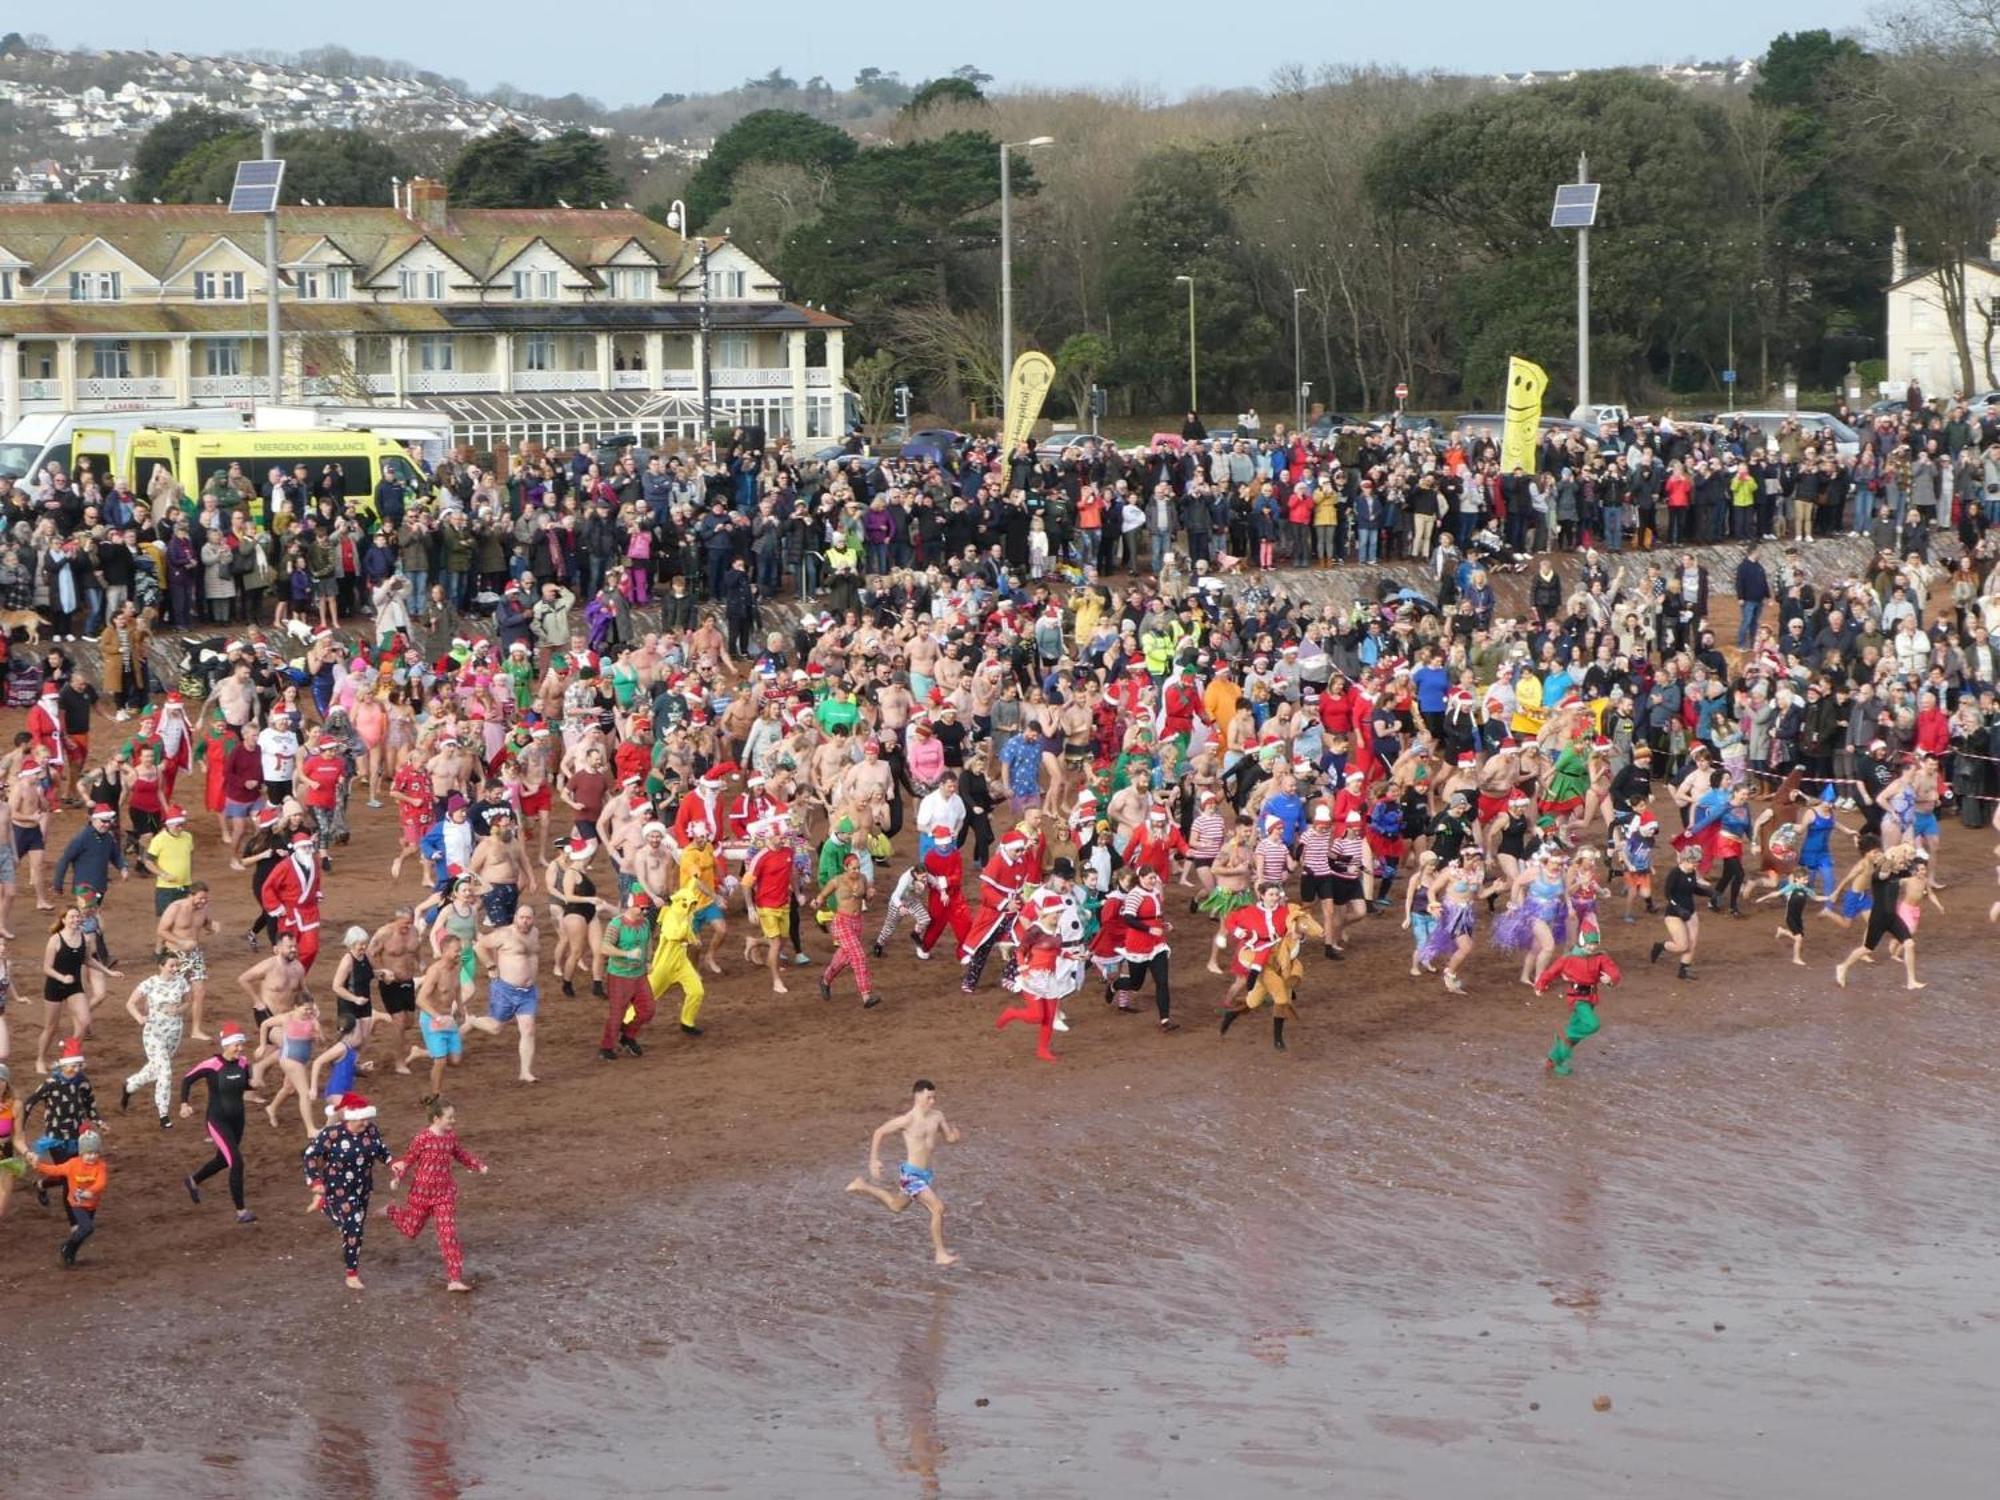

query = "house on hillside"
(1885, 224), (2000, 397)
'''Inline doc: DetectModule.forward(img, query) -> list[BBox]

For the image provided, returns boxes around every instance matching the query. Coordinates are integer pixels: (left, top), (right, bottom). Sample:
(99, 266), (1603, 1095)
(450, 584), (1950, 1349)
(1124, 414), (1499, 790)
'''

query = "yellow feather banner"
(1002, 351), (1056, 454)
(1501, 356), (1547, 476)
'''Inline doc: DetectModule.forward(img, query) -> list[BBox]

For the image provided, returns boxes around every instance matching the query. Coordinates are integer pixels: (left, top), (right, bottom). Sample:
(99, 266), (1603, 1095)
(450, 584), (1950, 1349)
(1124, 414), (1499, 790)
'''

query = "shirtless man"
(155, 882), (221, 1041)
(844, 1079), (963, 1267)
(467, 810), (534, 928)
(212, 660), (261, 739)
(427, 733), (478, 812)
(516, 727), (556, 860)
(808, 728), (855, 806)
(408, 934), (468, 1102)
(238, 931), (308, 1047)
(466, 906), (541, 1083)
(1476, 740), (1523, 856)
(835, 740), (896, 835)
(628, 821), (678, 908)
(368, 907), (425, 1074)
(10, 762), (53, 912)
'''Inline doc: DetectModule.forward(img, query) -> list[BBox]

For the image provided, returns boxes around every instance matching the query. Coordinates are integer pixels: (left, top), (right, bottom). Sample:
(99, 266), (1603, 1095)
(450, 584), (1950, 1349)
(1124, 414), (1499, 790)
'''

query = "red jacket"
(260, 853), (324, 934)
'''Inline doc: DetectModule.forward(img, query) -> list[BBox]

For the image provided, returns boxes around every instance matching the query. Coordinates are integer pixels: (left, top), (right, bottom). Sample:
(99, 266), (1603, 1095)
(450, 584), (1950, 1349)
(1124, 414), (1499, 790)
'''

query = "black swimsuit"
(560, 868), (598, 921)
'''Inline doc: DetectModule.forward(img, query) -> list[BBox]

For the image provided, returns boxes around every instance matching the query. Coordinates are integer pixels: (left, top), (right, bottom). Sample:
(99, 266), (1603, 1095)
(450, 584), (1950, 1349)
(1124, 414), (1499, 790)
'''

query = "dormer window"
(193, 270), (246, 301)
(69, 270), (121, 301)
(512, 268), (558, 300)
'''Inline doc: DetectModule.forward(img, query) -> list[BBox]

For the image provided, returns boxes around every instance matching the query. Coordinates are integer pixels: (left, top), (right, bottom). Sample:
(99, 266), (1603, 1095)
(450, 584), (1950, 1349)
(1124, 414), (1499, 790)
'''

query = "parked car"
(1715, 409), (1861, 458)
(898, 427), (965, 469)
(1037, 431), (1116, 459)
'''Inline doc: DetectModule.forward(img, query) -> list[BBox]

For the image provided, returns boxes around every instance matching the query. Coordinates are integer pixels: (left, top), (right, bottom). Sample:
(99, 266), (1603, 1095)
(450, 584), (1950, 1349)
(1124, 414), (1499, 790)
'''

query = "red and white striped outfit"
(1187, 811), (1226, 860)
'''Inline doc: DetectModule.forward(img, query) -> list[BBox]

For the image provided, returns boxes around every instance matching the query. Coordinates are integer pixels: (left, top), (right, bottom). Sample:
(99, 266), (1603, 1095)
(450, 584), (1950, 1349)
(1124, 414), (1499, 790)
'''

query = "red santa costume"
(25, 685), (65, 769)
(918, 829), (971, 958)
(994, 908), (1078, 1063)
(155, 691), (195, 797)
(260, 830), (327, 970)
(1123, 808), (1188, 881)
(958, 830), (1032, 985)
(672, 768), (727, 845)
(1216, 891), (1291, 982)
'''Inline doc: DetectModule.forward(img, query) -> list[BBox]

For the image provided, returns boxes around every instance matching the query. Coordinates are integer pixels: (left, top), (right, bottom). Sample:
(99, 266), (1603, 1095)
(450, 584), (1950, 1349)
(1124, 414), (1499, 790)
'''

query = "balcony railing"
(611, 369), (652, 389)
(715, 367), (790, 388)
(191, 375), (259, 398)
(364, 374), (396, 395)
(409, 370), (497, 394)
(78, 376), (175, 400)
(514, 369), (597, 391)
(20, 379), (61, 400)
(660, 371), (697, 389)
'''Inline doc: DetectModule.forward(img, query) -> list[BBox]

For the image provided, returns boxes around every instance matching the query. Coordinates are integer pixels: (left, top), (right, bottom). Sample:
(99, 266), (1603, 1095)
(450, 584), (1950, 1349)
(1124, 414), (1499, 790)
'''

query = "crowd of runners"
(3, 406), (2000, 1275)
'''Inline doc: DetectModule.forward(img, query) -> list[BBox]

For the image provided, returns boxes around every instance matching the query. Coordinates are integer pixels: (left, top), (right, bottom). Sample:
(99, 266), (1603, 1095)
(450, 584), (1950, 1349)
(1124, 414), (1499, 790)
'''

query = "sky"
(53, 0), (1881, 105)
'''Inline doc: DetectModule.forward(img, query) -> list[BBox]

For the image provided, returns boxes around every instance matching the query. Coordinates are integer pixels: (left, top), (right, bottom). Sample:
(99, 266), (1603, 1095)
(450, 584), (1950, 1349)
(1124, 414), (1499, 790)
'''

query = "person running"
(301, 1092), (392, 1291)
(119, 952), (193, 1128)
(817, 851), (879, 1008)
(1534, 929), (1624, 1077)
(23, 1124), (108, 1267)
(1832, 843), (1927, 991)
(409, 935), (468, 1103)
(1650, 846), (1712, 981)
(154, 883), (219, 1043)
(328, 926), (377, 1055)
(647, 882), (707, 1038)
(843, 1079), (963, 1267)
(180, 1026), (260, 1225)
(467, 906), (543, 1082)
(1757, 868), (1814, 966)
(599, 889), (656, 1061)
(385, 1096), (488, 1293)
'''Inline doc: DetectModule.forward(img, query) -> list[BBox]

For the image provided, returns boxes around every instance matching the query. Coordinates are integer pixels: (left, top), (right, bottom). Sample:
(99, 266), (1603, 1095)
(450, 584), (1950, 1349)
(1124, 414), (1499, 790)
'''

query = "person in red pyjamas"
(386, 1097), (488, 1292)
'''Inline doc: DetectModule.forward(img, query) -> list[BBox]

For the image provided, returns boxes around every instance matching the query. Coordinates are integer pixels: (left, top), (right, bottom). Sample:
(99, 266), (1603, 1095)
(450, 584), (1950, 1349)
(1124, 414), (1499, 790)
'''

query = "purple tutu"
(1419, 901), (1474, 966)
(1492, 897), (1566, 953)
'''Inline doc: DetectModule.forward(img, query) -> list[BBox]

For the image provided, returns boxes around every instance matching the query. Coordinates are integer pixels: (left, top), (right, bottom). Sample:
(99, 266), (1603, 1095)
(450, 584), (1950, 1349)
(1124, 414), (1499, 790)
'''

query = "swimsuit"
(898, 1163), (934, 1198)
(487, 978), (539, 1022)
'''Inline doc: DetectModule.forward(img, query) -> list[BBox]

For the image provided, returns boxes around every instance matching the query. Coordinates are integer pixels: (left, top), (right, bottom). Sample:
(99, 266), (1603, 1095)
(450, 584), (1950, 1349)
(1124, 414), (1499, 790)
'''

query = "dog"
(0, 608), (45, 643)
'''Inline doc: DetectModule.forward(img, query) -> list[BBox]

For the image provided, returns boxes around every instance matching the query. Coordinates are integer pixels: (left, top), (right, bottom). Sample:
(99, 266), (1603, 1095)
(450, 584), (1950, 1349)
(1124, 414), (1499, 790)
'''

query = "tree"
(746, 68), (798, 93)
(1054, 332), (1111, 422)
(131, 107), (249, 202)
(1101, 145), (1281, 411)
(703, 160), (835, 265)
(853, 67), (911, 110)
(160, 128), (409, 206)
(446, 127), (624, 208)
(951, 65), (995, 86)
(848, 349), (901, 430)
(904, 77), (985, 116)
(684, 109), (859, 230)
(891, 299), (1004, 416)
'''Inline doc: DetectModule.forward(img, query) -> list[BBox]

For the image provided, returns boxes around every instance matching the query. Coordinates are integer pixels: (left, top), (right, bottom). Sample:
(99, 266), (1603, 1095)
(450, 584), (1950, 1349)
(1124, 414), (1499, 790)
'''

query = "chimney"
(1990, 219), (2000, 263)
(406, 177), (448, 232)
(1892, 225), (1908, 283)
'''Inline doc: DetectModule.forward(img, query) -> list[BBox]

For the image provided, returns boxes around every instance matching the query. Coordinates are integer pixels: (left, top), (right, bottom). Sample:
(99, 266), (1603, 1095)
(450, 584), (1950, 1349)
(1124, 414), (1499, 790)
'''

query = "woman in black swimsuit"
(544, 843), (610, 998)
(38, 906), (119, 1076)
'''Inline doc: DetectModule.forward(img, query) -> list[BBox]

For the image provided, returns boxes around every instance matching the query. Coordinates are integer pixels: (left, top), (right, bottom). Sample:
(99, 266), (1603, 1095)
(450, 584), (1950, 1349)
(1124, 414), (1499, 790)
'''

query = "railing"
(190, 375), (259, 398)
(77, 376), (175, 400)
(659, 371), (697, 389)
(514, 369), (597, 391)
(806, 369), (831, 387)
(715, 367), (791, 388)
(364, 373), (397, 395)
(19, 379), (61, 400)
(408, 370), (498, 394)
(611, 369), (652, 389)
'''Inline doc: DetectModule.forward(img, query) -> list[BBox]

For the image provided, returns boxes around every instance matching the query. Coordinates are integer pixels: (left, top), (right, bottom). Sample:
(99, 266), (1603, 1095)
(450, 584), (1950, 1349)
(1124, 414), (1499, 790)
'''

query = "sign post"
(1550, 159), (1599, 414)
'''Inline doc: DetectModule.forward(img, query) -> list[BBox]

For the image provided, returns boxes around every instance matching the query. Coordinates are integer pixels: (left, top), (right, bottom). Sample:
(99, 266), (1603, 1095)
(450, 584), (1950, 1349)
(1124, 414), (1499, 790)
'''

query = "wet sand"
(4, 741), (1999, 1497)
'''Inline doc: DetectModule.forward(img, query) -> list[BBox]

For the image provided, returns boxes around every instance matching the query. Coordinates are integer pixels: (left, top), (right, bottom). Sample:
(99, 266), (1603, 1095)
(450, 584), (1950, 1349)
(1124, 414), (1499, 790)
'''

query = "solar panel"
(228, 158), (287, 215)
(1550, 182), (1600, 230)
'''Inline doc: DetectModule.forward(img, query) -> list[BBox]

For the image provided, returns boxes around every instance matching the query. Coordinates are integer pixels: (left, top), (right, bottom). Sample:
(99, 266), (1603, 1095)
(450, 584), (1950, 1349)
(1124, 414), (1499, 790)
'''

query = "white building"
(1885, 223), (2000, 397)
(0, 179), (852, 455)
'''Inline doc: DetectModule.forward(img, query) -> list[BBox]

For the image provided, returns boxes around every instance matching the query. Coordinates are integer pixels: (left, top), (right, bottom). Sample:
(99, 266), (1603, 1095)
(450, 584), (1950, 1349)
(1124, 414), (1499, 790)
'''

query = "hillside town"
(0, 43), (707, 201)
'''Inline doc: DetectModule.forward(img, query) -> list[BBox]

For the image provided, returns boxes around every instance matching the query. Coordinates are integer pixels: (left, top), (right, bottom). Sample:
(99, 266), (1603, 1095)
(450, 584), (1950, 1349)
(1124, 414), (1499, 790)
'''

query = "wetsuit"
(182, 1053), (254, 1210)
(1862, 864), (1911, 952)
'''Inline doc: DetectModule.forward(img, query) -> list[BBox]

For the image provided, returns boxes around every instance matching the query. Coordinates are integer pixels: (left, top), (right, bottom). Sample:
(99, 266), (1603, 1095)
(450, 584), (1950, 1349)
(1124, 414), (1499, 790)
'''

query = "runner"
(119, 952), (192, 1128)
(467, 906), (543, 1083)
(599, 889), (657, 1060)
(816, 850), (880, 1009)
(843, 1079), (963, 1267)
(385, 1096), (489, 1293)
(154, 883), (219, 1043)
(1533, 929), (1624, 1077)
(301, 1092), (392, 1291)
(179, 1026), (260, 1225)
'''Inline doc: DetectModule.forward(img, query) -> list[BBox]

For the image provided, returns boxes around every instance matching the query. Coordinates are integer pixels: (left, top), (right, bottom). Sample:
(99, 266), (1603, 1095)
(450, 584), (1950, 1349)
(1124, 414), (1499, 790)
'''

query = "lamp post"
(998, 135), (1054, 400)
(1174, 274), (1197, 414)
(1291, 285), (1307, 431)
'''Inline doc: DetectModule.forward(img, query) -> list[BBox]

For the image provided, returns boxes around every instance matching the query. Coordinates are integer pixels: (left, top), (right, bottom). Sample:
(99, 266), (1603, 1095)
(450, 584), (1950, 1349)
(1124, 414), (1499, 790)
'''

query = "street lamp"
(1292, 286), (1308, 432)
(1174, 274), (1197, 415)
(999, 135), (1055, 395)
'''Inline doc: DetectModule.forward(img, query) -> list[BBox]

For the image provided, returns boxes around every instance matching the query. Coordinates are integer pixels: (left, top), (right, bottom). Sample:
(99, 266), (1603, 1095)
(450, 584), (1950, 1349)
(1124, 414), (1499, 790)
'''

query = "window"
(522, 334), (554, 372)
(610, 267), (652, 300)
(88, 340), (131, 379)
(416, 336), (454, 372)
(297, 267), (350, 300)
(193, 270), (246, 301)
(202, 341), (243, 377)
(512, 268), (559, 300)
(398, 267), (447, 300)
(715, 333), (752, 369)
(68, 270), (121, 301)
(707, 268), (746, 299)
(0, 269), (12, 300)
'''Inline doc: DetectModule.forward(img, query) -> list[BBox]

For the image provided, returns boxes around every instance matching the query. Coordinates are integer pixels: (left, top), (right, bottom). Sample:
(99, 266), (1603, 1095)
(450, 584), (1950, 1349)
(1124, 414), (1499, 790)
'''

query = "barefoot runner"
(844, 1078), (963, 1266)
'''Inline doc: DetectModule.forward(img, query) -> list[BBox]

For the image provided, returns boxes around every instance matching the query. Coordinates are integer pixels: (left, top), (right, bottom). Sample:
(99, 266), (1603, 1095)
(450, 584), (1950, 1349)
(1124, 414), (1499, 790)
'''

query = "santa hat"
(1344, 810), (1363, 824)
(568, 836), (596, 860)
(89, 804), (116, 821)
(164, 805), (188, 825)
(164, 690), (185, 706)
(1000, 829), (1028, 849)
(56, 1038), (85, 1069)
(254, 806), (282, 828)
(1313, 806), (1333, 822)
(1455, 752), (1479, 768)
(291, 830), (316, 847)
(641, 821), (668, 838)
(214, 1023), (249, 1050)
(342, 1093), (377, 1122)
(1499, 736), (1519, 750)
